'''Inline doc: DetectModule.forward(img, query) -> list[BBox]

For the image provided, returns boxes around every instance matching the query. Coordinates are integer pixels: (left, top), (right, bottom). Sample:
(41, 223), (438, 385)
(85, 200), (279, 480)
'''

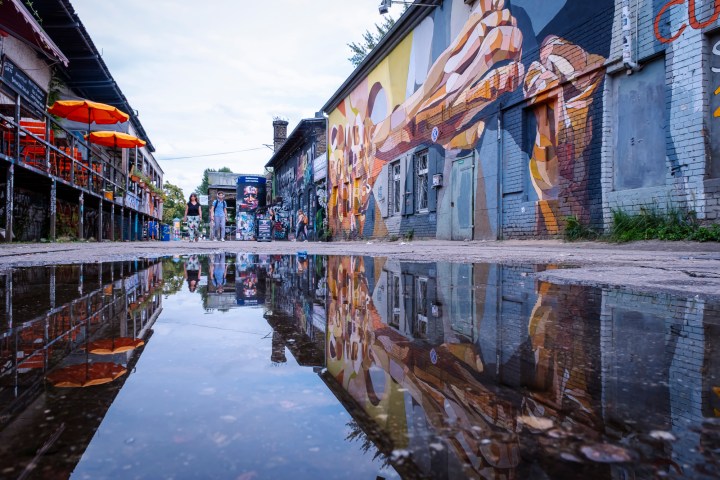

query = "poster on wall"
(257, 217), (272, 242)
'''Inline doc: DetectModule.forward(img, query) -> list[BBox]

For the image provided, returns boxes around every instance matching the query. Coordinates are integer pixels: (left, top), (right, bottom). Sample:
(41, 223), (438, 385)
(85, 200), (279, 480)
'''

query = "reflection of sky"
(71, 287), (394, 479)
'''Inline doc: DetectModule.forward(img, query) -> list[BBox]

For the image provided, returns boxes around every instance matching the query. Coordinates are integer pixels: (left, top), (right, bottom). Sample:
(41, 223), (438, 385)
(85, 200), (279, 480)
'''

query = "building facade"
(266, 116), (327, 240)
(322, 0), (720, 240)
(1, 0), (162, 242)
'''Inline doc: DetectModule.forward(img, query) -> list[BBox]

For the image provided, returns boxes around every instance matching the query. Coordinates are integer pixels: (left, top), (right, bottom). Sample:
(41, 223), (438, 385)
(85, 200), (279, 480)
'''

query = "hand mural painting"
(327, 0), (610, 238)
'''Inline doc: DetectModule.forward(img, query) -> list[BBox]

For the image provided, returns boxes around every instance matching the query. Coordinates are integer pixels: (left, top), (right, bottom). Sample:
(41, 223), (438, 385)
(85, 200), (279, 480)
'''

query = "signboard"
(199, 195), (209, 206)
(257, 217), (272, 242)
(1, 57), (47, 111)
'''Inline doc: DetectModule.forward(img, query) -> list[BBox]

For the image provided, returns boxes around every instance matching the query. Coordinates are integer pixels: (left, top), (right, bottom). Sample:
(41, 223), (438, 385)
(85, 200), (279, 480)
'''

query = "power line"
(158, 147), (268, 161)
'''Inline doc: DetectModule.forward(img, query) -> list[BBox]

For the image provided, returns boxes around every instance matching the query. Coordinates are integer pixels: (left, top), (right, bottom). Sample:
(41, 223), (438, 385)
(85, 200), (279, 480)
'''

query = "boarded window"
(526, 101), (558, 200)
(709, 32), (720, 178)
(613, 58), (667, 190)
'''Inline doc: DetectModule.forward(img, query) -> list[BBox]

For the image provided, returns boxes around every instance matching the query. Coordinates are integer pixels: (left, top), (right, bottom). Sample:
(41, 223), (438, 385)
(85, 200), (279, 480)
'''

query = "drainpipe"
(622, 0), (642, 74)
(496, 109), (504, 240)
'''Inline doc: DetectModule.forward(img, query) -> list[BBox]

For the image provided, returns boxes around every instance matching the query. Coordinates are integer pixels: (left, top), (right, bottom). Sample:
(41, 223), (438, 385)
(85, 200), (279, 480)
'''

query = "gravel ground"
(1, 238), (720, 300)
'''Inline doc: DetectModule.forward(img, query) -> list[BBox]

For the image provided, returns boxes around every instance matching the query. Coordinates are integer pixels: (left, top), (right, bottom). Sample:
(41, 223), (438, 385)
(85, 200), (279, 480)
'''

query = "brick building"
(321, 0), (720, 240)
(265, 115), (327, 240)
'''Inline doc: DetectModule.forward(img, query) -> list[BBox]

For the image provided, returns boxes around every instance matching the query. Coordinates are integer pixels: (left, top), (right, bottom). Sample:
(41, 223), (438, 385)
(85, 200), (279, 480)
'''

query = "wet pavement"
(0, 253), (719, 479)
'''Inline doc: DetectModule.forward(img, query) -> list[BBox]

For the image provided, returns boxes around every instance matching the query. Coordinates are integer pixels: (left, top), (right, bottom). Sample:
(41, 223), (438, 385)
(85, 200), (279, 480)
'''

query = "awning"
(0, 0), (69, 66)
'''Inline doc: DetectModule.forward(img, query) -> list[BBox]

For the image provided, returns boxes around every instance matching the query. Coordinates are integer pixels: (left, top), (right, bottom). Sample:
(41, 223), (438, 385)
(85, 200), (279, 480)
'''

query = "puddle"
(0, 254), (719, 479)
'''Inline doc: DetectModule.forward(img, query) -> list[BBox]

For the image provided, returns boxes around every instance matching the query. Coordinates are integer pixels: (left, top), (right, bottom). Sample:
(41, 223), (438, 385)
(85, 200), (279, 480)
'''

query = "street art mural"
(235, 176), (266, 241)
(327, 0), (614, 239)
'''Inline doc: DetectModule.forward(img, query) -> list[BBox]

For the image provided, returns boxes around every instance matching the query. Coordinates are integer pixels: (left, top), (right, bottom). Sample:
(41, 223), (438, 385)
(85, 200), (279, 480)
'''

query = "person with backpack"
(210, 191), (228, 241)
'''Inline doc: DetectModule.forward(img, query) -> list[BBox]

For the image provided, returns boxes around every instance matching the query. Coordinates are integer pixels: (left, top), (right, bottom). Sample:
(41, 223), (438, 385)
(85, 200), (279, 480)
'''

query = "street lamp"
(378, 0), (439, 15)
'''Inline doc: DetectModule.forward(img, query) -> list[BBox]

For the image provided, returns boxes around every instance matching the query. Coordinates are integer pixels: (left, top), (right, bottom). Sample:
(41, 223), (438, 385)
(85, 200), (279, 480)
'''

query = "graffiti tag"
(654, 0), (720, 43)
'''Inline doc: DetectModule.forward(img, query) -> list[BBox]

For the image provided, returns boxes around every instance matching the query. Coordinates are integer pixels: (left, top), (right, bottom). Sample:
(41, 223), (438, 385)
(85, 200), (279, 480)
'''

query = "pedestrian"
(211, 252), (227, 294)
(183, 193), (202, 242)
(210, 191), (228, 242)
(295, 209), (307, 242)
(184, 254), (201, 292)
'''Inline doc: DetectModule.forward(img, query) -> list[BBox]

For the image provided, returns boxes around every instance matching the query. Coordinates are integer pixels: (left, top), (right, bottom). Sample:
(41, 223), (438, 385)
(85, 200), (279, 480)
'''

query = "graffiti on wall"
(654, 0), (720, 43)
(328, 0), (612, 238)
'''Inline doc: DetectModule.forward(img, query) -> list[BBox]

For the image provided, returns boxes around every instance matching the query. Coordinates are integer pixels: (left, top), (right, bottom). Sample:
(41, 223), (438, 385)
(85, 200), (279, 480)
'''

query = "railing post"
(110, 202), (115, 241)
(97, 198), (103, 242)
(4, 164), (13, 243)
(50, 178), (56, 241)
(79, 192), (84, 240)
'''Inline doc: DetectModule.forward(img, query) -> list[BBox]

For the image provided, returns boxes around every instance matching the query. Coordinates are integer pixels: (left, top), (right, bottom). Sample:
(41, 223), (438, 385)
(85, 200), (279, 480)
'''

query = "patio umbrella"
(46, 361), (127, 388)
(47, 99), (129, 129)
(85, 131), (146, 149)
(86, 337), (145, 355)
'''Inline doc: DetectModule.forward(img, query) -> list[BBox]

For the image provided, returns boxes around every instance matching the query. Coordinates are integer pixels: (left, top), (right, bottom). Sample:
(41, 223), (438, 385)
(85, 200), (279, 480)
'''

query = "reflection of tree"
(161, 258), (186, 296)
(345, 419), (391, 468)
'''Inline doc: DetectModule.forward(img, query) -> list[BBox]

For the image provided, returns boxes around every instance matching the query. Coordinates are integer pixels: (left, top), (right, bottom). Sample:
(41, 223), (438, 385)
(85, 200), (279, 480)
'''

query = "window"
(415, 277), (428, 338)
(416, 151), (429, 212)
(388, 274), (400, 328)
(389, 161), (401, 215)
(353, 178), (361, 214)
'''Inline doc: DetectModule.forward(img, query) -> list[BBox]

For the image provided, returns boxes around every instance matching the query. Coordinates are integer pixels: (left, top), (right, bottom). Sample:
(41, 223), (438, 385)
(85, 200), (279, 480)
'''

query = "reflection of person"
(183, 193), (202, 242)
(184, 255), (201, 292)
(294, 209), (307, 242)
(211, 252), (228, 294)
(210, 191), (228, 242)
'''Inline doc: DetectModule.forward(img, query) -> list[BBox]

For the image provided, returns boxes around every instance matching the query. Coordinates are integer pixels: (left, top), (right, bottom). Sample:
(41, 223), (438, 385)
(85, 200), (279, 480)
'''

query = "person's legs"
(218, 216), (226, 241)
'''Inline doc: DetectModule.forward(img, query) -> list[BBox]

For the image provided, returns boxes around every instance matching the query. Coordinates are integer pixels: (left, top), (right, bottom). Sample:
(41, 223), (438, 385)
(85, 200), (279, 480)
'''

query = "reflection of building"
(323, 257), (720, 478)
(0, 259), (163, 474)
(263, 254), (327, 366)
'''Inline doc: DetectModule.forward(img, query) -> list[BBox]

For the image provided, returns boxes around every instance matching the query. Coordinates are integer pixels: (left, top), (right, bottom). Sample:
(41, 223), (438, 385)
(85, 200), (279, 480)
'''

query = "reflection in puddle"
(0, 254), (718, 478)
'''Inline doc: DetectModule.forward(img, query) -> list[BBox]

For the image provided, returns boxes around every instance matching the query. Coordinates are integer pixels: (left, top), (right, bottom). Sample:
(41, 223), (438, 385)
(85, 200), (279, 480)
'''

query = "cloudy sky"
(71, 0), (405, 197)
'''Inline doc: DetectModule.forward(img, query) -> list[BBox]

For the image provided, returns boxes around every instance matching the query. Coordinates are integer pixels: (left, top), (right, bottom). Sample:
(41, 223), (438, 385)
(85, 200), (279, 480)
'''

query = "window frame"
(415, 150), (429, 213)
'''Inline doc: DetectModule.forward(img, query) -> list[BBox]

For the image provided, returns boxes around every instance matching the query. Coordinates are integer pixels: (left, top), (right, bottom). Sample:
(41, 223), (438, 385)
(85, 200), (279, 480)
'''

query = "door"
(451, 155), (474, 240)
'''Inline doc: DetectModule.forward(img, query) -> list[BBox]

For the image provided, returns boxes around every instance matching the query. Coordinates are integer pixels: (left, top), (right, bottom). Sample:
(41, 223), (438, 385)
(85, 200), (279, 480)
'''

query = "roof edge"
(321, 0), (441, 114)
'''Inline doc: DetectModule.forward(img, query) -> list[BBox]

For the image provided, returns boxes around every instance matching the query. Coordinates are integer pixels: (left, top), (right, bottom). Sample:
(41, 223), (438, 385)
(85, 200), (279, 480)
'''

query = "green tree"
(347, 8), (407, 67)
(162, 181), (186, 224)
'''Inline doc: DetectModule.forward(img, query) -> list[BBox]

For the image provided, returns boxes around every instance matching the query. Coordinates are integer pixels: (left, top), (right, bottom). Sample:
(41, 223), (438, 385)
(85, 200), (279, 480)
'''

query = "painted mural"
(327, 0), (613, 239)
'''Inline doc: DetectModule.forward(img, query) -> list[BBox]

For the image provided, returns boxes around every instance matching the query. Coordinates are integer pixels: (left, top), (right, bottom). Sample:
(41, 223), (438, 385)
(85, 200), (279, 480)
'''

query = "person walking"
(210, 191), (228, 241)
(183, 193), (202, 242)
(295, 209), (308, 242)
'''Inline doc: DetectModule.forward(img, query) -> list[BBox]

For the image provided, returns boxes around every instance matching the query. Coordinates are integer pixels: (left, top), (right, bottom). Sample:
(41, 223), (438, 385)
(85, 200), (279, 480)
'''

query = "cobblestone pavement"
(1, 239), (720, 300)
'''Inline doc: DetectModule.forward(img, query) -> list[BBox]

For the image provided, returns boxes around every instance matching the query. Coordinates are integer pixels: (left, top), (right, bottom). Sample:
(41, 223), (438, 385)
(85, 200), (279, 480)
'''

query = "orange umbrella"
(85, 131), (146, 149)
(86, 337), (145, 355)
(46, 362), (127, 388)
(48, 99), (129, 126)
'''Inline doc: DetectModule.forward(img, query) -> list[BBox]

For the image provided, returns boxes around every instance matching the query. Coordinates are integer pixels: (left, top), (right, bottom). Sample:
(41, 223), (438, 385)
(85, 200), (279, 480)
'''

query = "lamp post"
(378, 0), (439, 15)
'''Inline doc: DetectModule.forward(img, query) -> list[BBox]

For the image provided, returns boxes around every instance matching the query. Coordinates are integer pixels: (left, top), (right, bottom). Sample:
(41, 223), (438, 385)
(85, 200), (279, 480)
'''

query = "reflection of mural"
(326, 257), (704, 478)
(327, 0), (612, 239)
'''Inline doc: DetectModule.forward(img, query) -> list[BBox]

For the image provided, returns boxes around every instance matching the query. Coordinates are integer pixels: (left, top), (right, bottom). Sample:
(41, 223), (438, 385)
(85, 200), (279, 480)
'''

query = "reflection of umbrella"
(47, 100), (129, 128)
(85, 131), (146, 149)
(86, 337), (145, 355)
(47, 362), (127, 388)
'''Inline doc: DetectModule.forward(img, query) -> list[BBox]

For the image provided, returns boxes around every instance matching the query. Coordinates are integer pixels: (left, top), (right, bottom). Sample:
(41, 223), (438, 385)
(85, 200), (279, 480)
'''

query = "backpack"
(212, 199), (226, 210)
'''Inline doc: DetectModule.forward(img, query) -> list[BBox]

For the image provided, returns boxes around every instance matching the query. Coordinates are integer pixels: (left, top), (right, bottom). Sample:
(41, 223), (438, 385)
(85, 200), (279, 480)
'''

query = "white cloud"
(70, 0), (406, 196)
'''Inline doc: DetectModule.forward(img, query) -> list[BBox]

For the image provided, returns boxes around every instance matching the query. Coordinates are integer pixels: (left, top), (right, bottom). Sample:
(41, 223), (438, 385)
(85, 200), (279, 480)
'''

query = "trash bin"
(161, 224), (171, 241)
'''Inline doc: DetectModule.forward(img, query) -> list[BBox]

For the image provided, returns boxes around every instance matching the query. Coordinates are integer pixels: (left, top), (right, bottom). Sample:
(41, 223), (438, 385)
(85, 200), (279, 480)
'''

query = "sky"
(70, 0), (406, 198)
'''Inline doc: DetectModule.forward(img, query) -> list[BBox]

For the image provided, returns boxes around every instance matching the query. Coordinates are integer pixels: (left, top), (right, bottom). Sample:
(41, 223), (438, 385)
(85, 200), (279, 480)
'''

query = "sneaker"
(221, 238), (225, 242)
